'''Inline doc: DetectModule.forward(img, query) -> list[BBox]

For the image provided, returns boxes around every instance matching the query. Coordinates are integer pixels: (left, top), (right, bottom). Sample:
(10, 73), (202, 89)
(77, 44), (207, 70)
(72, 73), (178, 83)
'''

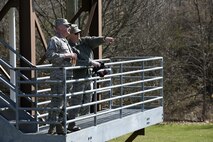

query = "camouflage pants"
(48, 78), (72, 123)
(68, 81), (92, 120)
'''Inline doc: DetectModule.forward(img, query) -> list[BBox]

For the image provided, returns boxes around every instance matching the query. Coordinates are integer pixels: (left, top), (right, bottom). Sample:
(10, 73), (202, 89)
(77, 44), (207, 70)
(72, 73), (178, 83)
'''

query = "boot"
(68, 122), (81, 132)
(48, 124), (56, 134)
(56, 124), (65, 135)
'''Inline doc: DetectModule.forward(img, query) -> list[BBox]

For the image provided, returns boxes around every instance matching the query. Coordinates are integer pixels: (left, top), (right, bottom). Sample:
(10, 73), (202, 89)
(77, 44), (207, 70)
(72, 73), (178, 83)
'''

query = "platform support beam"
(125, 128), (145, 142)
(18, 0), (36, 112)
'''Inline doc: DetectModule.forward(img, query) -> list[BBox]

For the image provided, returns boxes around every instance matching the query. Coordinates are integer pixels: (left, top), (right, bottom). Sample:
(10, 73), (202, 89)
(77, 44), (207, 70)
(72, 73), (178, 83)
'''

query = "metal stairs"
(0, 91), (37, 133)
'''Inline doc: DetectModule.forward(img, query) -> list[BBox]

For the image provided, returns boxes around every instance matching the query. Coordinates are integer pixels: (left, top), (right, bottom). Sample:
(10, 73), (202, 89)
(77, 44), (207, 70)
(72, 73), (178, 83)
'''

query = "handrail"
(0, 58), (36, 110)
(0, 75), (15, 91)
(11, 57), (163, 134)
(0, 58), (13, 69)
(0, 39), (34, 67)
(0, 65), (10, 80)
(0, 38), (35, 96)
(0, 56), (163, 135)
(0, 58), (30, 92)
(0, 91), (16, 111)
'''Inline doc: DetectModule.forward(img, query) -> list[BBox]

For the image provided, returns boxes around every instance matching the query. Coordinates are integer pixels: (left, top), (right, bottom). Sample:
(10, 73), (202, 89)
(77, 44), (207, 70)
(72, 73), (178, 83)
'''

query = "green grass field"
(109, 123), (213, 142)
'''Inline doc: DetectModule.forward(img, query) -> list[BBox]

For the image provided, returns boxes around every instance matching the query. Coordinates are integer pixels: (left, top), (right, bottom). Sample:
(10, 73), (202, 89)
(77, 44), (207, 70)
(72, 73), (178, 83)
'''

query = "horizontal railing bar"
(17, 107), (61, 111)
(16, 79), (63, 84)
(112, 56), (162, 60)
(16, 76), (162, 98)
(67, 86), (162, 110)
(18, 120), (61, 125)
(108, 57), (162, 66)
(67, 96), (163, 123)
(66, 66), (163, 84)
(14, 65), (88, 70)
(36, 76), (50, 81)
(37, 113), (48, 118)
(144, 96), (162, 98)
(36, 88), (51, 93)
(69, 76), (163, 97)
(15, 67), (163, 82)
(17, 93), (64, 97)
(17, 86), (162, 112)
(15, 66), (162, 84)
(37, 100), (51, 106)
(112, 65), (161, 70)
(35, 64), (52, 68)
(12, 58), (162, 70)
(96, 89), (111, 94)
(116, 76), (162, 79)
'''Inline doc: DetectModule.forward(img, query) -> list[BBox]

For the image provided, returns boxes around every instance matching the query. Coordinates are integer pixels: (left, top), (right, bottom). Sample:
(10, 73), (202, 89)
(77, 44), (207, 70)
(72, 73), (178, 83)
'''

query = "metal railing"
(14, 57), (163, 134)
(0, 38), (35, 104)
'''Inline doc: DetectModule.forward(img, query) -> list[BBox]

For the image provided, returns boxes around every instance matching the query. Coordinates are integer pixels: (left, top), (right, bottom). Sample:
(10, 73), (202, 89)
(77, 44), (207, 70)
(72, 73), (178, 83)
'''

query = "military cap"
(55, 18), (71, 27)
(70, 24), (81, 33)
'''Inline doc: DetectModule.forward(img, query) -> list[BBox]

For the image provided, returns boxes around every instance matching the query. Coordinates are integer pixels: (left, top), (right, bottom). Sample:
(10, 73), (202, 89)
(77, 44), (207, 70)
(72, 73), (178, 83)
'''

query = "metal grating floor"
(77, 108), (142, 129)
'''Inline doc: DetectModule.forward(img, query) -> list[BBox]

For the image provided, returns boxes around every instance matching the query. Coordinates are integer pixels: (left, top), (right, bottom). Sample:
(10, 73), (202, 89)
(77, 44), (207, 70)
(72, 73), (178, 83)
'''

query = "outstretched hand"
(105, 37), (114, 44)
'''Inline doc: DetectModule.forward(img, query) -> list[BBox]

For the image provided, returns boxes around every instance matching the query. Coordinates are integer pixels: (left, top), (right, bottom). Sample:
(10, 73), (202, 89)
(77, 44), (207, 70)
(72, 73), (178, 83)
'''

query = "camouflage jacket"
(46, 35), (78, 79)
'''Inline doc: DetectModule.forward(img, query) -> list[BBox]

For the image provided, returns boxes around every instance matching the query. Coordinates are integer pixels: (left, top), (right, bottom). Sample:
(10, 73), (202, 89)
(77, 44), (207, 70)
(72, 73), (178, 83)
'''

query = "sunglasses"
(74, 32), (80, 35)
(64, 25), (70, 28)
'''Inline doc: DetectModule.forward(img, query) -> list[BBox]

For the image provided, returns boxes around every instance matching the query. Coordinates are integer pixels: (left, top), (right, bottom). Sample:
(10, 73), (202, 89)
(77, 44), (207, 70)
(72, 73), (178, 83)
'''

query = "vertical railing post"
(15, 68), (19, 130)
(9, 8), (16, 102)
(63, 68), (67, 134)
(119, 63), (123, 118)
(109, 65), (113, 109)
(34, 67), (39, 132)
(160, 58), (164, 107)
(141, 60), (145, 111)
(93, 78), (98, 126)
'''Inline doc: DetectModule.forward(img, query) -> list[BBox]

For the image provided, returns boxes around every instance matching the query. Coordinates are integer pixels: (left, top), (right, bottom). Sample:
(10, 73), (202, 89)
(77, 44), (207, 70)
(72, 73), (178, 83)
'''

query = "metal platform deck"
(66, 107), (163, 142)
(0, 107), (163, 142)
(0, 57), (164, 142)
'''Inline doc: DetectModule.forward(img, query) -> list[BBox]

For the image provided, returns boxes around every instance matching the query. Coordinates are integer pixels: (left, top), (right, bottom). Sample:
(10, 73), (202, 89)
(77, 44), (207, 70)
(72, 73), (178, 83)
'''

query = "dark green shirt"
(69, 36), (105, 78)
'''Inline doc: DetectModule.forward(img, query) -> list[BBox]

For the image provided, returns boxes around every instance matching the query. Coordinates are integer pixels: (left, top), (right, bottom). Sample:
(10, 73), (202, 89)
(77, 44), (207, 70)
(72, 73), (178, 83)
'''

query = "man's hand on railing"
(90, 60), (101, 67)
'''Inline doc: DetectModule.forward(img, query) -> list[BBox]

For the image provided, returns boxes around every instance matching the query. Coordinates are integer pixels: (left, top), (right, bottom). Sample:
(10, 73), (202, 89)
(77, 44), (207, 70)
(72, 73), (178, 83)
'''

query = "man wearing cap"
(46, 18), (77, 135)
(67, 24), (114, 132)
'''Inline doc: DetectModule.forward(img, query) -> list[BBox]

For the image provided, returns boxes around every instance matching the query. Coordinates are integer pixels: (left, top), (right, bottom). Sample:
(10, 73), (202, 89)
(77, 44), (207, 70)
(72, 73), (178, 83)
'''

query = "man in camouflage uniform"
(67, 24), (114, 131)
(46, 18), (77, 135)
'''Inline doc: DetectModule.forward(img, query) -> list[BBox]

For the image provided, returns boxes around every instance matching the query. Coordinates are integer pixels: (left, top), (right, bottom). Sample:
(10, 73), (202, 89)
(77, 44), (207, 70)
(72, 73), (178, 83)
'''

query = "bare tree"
(161, 0), (213, 121)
